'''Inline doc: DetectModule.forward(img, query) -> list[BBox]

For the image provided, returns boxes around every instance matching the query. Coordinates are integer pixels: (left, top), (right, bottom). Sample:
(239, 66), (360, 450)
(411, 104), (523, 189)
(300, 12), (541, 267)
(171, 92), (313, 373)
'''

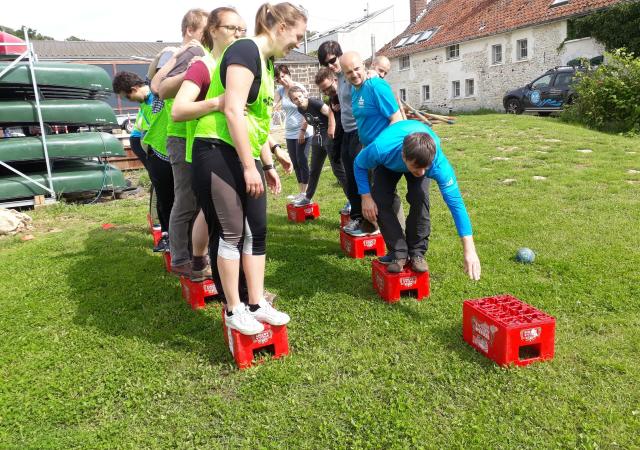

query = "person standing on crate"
(190, 2), (307, 335)
(273, 64), (313, 203)
(354, 120), (481, 280)
(113, 71), (174, 253)
(287, 85), (347, 206)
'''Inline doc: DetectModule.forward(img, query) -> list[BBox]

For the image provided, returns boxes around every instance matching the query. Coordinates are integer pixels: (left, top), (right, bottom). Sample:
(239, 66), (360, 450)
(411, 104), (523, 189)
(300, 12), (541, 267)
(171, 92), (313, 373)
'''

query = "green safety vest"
(164, 98), (187, 139)
(185, 52), (217, 163)
(142, 99), (168, 156)
(134, 100), (152, 133)
(194, 38), (274, 159)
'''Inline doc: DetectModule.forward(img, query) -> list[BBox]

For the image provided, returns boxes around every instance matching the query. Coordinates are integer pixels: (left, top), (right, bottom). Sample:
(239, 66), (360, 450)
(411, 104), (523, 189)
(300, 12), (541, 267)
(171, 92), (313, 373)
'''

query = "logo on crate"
(304, 207), (313, 215)
(471, 316), (498, 353)
(204, 283), (217, 296)
(399, 276), (417, 288)
(520, 327), (541, 342)
(288, 210), (296, 220)
(343, 238), (352, 253)
(375, 272), (385, 290)
(363, 239), (376, 248)
(253, 329), (273, 345)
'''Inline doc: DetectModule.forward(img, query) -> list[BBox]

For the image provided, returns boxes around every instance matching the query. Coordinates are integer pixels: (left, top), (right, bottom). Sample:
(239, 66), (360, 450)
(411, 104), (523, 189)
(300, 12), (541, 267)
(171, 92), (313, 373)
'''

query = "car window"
(531, 74), (553, 90)
(553, 72), (573, 87)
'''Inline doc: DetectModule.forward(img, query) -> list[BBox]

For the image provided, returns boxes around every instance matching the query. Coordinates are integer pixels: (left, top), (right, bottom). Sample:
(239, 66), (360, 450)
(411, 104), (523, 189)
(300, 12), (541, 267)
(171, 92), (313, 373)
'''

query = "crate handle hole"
(519, 344), (541, 361)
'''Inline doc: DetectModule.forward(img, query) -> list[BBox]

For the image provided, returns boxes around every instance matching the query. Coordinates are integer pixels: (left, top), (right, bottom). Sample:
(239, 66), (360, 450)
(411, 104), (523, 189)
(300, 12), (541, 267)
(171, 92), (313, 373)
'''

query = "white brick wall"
(385, 20), (604, 113)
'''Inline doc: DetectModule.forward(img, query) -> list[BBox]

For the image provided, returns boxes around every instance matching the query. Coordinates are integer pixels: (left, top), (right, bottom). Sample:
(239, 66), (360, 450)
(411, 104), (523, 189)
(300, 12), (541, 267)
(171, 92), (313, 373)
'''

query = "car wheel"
(538, 112), (552, 117)
(505, 98), (523, 115)
(122, 119), (135, 134)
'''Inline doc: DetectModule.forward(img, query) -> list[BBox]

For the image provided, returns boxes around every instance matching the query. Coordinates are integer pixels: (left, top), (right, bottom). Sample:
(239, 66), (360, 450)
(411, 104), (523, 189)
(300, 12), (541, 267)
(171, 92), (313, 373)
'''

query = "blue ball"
(515, 247), (535, 263)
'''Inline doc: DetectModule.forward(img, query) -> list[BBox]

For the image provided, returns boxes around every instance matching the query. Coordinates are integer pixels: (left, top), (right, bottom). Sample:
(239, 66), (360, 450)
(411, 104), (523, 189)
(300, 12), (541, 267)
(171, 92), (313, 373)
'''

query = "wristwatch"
(262, 164), (274, 171)
(270, 143), (281, 153)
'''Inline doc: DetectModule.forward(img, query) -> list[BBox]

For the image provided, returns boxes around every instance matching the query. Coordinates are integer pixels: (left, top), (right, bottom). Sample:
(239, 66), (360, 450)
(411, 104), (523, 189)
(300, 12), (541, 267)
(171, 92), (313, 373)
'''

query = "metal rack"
(0, 27), (57, 208)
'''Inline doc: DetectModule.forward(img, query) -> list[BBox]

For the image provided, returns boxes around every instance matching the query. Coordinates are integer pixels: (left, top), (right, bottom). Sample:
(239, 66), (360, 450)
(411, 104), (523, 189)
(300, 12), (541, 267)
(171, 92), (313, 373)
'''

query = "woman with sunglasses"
(189, 3), (307, 335)
(273, 64), (313, 203)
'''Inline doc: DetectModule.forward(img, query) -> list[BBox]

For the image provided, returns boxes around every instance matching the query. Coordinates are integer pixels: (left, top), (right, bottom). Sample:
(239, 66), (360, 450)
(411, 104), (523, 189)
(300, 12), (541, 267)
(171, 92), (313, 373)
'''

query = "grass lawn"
(1, 114), (639, 448)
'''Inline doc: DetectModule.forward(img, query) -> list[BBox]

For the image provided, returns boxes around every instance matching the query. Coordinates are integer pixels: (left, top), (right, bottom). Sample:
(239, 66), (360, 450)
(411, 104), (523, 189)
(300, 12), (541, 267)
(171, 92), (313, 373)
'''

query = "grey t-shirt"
(166, 46), (207, 77)
(337, 71), (356, 133)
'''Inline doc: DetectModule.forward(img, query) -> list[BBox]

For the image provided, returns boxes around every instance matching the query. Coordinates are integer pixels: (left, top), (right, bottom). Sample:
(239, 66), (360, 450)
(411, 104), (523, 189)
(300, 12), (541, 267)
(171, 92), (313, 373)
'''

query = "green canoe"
(0, 100), (118, 126)
(0, 132), (125, 162)
(0, 62), (112, 92)
(0, 160), (127, 201)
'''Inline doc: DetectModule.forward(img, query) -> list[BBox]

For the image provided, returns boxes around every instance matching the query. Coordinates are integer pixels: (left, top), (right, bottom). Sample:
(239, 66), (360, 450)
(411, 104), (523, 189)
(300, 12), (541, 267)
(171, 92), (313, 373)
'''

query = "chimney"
(410, 0), (430, 23)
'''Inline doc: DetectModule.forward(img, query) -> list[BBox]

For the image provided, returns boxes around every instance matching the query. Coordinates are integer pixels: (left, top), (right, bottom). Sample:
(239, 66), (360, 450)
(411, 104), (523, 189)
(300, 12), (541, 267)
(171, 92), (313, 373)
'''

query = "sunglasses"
(322, 55), (338, 67)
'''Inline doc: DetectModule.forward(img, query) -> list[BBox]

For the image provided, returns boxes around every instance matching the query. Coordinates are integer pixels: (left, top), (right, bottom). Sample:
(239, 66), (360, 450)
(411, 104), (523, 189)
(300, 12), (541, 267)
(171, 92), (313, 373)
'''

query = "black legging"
(305, 131), (347, 201)
(192, 138), (263, 301)
(131, 137), (174, 233)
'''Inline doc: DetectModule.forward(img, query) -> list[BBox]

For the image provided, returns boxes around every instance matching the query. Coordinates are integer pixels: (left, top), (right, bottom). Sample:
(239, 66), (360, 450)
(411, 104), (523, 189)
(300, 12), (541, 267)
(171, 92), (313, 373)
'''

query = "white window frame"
(394, 36), (409, 48)
(451, 81), (460, 98)
(422, 85), (430, 102)
(399, 88), (407, 102)
(465, 78), (475, 97)
(446, 44), (460, 61)
(399, 55), (410, 71)
(491, 44), (503, 65)
(405, 33), (421, 46)
(516, 39), (528, 61)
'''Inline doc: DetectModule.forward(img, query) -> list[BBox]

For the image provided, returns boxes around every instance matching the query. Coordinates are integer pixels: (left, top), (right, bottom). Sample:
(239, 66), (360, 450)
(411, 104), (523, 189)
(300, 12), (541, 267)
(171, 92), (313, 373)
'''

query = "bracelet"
(262, 164), (274, 171)
(270, 144), (281, 153)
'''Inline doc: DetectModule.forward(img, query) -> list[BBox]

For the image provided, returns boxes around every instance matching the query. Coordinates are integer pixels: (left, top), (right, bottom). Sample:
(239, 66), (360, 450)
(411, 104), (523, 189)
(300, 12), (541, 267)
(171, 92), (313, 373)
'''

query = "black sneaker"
(153, 235), (169, 253)
(378, 253), (394, 265)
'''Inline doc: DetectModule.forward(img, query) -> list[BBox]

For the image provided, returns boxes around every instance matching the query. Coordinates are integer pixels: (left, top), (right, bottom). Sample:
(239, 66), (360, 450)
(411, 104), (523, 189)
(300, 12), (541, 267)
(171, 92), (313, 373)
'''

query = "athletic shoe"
(171, 262), (191, 278)
(410, 255), (429, 273)
(378, 253), (394, 265)
(340, 201), (351, 215)
(343, 218), (365, 236)
(293, 196), (311, 207)
(287, 192), (306, 203)
(190, 263), (213, 282)
(387, 258), (407, 273)
(153, 234), (169, 253)
(249, 298), (290, 326)
(226, 304), (265, 335)
(361, 219), (381, 235)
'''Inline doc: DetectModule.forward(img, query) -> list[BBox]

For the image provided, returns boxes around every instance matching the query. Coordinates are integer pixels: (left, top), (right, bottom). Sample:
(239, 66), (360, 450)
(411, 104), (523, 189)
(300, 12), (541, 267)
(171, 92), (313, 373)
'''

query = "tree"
(65, 36), (86, 41)
(570, 2), (640, 56)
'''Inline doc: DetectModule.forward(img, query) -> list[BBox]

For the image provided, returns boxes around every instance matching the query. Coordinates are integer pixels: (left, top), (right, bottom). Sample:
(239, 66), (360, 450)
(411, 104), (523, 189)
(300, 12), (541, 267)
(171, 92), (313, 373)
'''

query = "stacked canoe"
(0, 59), (127, 202)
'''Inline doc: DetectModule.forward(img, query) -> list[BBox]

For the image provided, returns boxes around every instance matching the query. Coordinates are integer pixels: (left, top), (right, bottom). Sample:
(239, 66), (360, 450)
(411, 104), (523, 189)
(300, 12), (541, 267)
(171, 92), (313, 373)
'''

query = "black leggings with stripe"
(191, 138), (267, 262)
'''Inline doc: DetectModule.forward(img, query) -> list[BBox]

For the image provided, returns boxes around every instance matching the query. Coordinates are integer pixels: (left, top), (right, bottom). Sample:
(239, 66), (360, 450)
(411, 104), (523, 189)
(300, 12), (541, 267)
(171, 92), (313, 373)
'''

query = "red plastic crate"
(220, 308), (289, 369)
(463, 294), (556, 367)
(371, 259), (430, 303)
(180, 276), (218, 309)
(286, 202), (320, 222)
(146, 213), (155, 234)
(152, 227), (162, 246)
(340, 211), (350, 227)
(163, 252), (171, 273)
(340, 230), (385, 258)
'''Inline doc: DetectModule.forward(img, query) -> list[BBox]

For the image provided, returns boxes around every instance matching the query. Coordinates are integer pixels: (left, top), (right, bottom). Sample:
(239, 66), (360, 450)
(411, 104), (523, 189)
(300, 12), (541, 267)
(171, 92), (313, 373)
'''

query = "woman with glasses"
(188, 2), (307, 335)
(273, 64), (313, 203)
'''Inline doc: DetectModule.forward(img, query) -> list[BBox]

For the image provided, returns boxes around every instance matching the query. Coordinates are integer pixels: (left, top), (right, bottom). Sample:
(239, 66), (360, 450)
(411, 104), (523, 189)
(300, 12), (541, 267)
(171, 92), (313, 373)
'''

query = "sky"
(3, 0), (409, 43)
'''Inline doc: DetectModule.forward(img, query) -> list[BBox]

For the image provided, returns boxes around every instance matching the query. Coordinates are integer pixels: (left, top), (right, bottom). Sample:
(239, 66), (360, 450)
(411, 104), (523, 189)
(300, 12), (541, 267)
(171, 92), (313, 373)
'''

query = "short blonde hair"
(181, 8), (208, 37)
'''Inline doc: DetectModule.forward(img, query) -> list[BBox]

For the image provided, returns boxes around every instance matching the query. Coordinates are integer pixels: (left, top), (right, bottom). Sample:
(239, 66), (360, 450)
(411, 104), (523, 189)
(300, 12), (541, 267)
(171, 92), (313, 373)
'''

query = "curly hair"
(112, 71), (145, 95)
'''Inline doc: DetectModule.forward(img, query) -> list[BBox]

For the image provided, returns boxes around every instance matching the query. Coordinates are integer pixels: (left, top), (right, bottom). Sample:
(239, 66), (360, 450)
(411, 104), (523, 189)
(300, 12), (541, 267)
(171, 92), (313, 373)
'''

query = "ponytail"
(255, 2), (307, 37)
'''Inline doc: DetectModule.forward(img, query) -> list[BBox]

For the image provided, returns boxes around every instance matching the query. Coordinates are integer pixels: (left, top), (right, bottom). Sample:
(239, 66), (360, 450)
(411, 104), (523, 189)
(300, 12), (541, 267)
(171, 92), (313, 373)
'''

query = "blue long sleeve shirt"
(354, 120), (473, 237)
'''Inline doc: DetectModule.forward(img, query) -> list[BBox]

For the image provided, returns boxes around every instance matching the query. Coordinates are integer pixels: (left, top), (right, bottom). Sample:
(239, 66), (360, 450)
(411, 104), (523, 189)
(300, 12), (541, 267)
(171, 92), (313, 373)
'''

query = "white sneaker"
(249, 298), (290, 326)
(225, 304), (265, 335)
(287, 192), (306, 203)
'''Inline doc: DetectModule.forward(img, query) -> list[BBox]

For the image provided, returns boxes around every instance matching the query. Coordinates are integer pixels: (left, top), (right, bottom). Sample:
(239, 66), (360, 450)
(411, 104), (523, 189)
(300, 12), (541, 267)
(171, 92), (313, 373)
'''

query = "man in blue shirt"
(354, 120), (481, 280)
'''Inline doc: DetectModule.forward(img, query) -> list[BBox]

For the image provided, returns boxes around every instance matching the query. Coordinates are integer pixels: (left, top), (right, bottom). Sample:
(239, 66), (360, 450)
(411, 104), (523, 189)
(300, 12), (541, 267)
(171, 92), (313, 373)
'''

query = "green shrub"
(562, 50), (640, 133)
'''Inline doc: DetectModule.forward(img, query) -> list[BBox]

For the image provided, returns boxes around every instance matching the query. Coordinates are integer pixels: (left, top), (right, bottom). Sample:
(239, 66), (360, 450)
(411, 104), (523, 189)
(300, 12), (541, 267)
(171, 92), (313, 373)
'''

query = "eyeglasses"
(322, 55), (338, 67)
(218, 25), (247, 35)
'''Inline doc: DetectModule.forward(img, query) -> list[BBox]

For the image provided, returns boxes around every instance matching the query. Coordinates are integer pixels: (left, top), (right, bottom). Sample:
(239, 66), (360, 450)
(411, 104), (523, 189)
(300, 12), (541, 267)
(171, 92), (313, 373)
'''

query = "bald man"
(370, 55), (391, 79)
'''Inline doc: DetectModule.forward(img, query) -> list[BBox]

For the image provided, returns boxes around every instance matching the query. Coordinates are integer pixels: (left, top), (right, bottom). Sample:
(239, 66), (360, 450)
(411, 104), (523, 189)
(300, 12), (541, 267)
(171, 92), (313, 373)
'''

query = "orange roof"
(379, 0), (625, 58)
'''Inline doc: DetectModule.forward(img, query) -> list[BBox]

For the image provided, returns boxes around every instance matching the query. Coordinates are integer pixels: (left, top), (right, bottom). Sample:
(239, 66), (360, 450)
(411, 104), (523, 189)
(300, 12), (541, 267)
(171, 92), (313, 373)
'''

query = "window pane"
(553, 72), (573, 87)
(532, 74), (552, 89)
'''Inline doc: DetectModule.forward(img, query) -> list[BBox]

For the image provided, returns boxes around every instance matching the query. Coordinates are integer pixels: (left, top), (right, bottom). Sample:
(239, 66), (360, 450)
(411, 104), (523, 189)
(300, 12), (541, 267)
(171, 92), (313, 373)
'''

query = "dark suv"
(503, 66), (583, 115)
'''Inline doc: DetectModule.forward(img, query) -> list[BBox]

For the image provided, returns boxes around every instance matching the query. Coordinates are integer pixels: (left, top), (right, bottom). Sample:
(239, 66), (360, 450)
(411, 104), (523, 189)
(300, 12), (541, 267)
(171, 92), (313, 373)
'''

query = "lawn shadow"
(430, 319), (497, 370)
(67, 225), (231, 364)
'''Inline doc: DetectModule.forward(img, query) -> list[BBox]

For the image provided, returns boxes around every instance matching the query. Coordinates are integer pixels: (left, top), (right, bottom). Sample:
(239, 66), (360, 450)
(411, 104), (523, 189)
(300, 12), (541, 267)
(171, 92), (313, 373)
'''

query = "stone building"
(378, 0), (623, 113)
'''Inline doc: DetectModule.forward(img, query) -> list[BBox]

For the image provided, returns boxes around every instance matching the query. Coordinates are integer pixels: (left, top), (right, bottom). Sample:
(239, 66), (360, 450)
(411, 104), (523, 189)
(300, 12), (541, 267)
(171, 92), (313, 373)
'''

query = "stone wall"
(384, 20), (604, 114)
(277, 62), (321, 99)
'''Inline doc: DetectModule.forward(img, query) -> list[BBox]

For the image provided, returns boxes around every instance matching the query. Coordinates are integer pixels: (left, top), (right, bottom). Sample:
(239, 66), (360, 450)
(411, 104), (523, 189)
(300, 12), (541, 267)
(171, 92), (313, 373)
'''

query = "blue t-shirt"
(351, 77), (399, 147)
(354, 120), (473, 237)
